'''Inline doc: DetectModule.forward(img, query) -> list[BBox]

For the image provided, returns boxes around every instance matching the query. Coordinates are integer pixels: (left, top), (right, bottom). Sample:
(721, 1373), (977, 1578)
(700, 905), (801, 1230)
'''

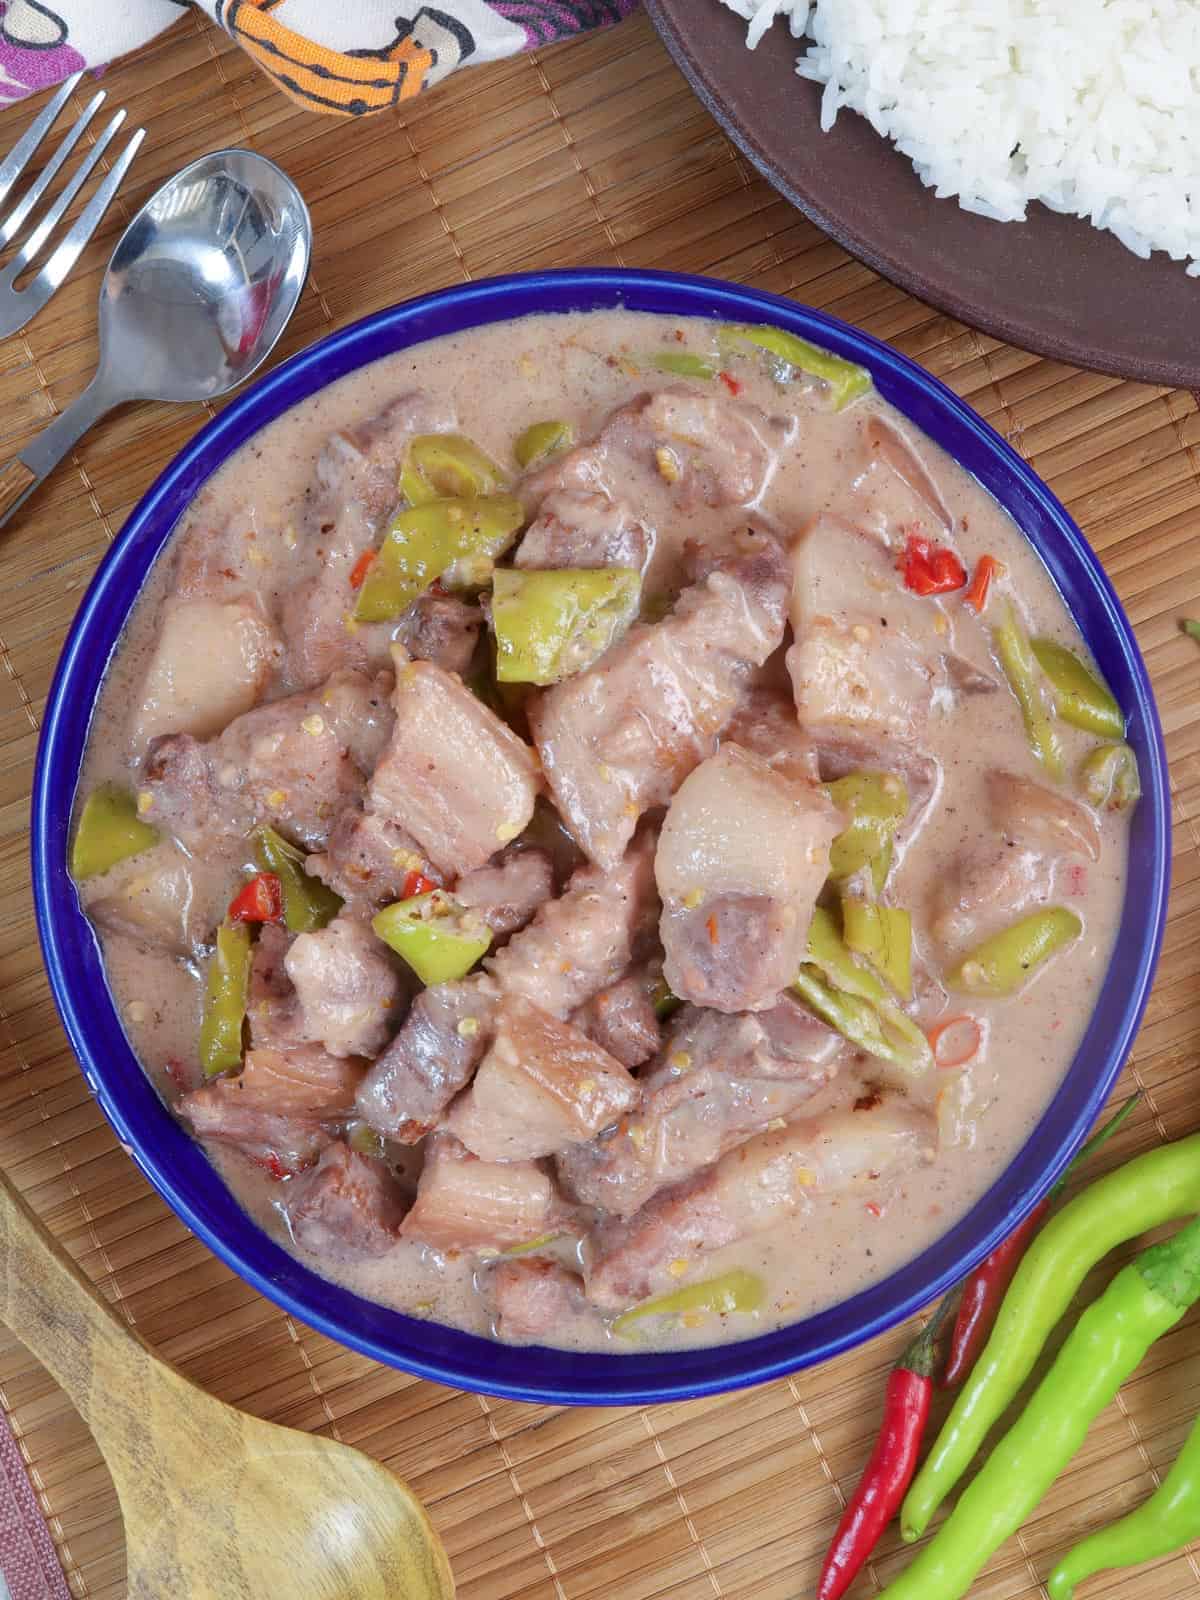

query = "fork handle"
(0, 376), (119, 529)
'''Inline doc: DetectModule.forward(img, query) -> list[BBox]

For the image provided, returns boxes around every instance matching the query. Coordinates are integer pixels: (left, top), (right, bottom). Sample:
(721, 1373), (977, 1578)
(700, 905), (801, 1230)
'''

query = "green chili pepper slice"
(796, 908), (932, 1076)
(372, 890), (491, 986)
(826, 771), (908, 893)
(723, 322), (872, 410)
(902, 1132), (1200, 1542)
(612, 1268), (765, 1337)
(254, 826), (342, 934)
(993, 603), (1065, 781)
(355, 495), (526, 623)
(841, 897), (912, 998)
(1079, 741), (1141, 812)
(492, 566), (641, 685)
(71, 784), (160, 881)
(649, 351), (716, 379)
(882, 1215), (1200, 1600)
(1048, 1406), (1200, 1599)
(947, 907), (1082, 998)
(400, 433), (506, 505)
(1030, 638), (1124, 738)
(513, 419), (574, 470)
(199, 920), (253, 1078)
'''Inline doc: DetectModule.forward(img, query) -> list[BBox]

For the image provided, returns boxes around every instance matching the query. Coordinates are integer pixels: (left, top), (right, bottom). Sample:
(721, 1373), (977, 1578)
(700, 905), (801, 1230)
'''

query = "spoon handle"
(0, 1162), (156, 1430)
(0, 376), (117, 529)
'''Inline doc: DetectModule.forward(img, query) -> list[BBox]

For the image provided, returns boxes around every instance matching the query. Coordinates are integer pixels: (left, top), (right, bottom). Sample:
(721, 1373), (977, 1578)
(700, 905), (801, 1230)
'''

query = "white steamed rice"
(718, 0), (1200, 275)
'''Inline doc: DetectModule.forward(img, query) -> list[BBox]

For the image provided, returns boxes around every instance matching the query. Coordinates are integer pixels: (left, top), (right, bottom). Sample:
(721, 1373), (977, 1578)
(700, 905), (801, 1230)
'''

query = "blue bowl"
(32, 270), (1169, 1404)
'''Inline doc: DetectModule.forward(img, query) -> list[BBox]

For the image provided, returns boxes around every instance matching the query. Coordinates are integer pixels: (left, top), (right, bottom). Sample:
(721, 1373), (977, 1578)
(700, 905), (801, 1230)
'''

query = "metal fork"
(0, 71), (144, 339)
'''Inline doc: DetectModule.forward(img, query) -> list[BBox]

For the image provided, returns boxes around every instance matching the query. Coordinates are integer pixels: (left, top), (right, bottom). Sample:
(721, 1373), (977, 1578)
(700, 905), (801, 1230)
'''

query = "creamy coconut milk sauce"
(74, 310), (1132, 1352)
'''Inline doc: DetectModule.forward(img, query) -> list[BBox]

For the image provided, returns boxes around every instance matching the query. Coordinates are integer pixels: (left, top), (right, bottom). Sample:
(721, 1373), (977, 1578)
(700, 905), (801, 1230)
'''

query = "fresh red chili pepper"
(940, 1091), (1140, 1389)
(349, 548), (376, 590)
(401, 868), (437, 899)
(719, 370), (742, 396)
(963, 553), (1004, 613)
(227, 871), (284, 925)
(900, 533), (966, 597)
(817, 1294), (955, 1600)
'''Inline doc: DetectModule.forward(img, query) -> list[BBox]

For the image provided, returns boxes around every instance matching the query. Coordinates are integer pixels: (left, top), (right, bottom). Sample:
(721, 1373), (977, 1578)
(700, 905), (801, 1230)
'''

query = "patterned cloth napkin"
(0, 0), (639, 113)
(0, 1410), (70, 1600)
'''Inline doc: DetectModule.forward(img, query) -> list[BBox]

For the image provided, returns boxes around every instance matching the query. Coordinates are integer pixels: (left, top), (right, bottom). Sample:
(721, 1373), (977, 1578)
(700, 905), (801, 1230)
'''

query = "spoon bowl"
(0, 147), (310, 524)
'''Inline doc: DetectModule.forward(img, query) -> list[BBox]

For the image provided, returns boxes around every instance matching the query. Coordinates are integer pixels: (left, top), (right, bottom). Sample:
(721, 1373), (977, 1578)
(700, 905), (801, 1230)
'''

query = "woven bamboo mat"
(1, 11), (1199, 1599)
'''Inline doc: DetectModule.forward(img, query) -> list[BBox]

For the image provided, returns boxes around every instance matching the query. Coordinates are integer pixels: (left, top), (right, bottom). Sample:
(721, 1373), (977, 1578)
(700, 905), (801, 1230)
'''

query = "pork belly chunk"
(131, 596), (281, 752)
(86, 841), (212, 959)
(285, 1142), (407, 1263)
(355, 978), (495, 1141)
(455, 847), (556, 937)
(445, 996), (638, 1162)
(530, 530), (789, 869)
(392, 593), (482, 677)
(485, 1258), (586, 1342)
(586, 1098), (935, 1310)
(933, 769), (1102, 951)
(367, 652), (539, 877)
(403, 1134), (566, 1253)
(656, 744), (842, 1012)
(235, 1045), (365, 1118)
(572, 967), (661, 1069)
(178, 1081), (329, 1174)
(305, 804), (439, 910)
(723, 686), (820, 784)
(515, 490), (653, 574)
(284, 913), (403, 1058)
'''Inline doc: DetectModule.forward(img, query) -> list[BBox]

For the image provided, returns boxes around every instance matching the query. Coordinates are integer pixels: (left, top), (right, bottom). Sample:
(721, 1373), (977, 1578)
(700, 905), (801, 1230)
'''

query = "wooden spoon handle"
(0, 1165), (155, 1429)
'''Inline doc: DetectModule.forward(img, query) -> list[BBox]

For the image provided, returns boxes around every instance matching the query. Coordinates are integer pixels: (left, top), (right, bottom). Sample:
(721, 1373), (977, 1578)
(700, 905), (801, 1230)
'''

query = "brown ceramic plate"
(646, 0), (1200, 390)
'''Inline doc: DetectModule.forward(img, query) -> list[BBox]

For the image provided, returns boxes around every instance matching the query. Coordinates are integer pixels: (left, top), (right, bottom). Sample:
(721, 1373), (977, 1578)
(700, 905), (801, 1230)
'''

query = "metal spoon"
(0, 147), (310, 527)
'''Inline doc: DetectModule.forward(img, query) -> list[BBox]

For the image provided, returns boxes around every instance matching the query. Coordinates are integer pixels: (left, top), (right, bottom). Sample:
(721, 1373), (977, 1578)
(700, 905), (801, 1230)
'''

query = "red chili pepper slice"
(719, 370), (742, 396)
(963, 554), (1004, 613)
(401, 868), (437, 899)
(227, 871), (284, 925)
(349, 549), (377, 590)
(901, 533), (967, 596)
(816, 1295), (955, 1600)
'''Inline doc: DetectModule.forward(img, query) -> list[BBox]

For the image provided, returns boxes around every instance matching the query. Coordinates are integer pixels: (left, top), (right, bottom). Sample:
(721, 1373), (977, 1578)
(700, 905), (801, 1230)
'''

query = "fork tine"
(26, 128), (146, 305)
(0, 90), (105, 251)
(0, 71), (84, 212)
(2, 108), (127, 281)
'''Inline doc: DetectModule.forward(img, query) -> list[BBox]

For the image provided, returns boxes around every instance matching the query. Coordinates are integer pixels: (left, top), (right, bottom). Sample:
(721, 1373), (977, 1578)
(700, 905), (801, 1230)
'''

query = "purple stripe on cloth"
(0, 1410), (71, 1600)
(489, 1), (640, 48)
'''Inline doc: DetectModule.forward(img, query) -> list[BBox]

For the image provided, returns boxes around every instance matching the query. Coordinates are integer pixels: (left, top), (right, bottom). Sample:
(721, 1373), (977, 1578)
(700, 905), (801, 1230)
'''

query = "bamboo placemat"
(1, 11), (1199, 1599)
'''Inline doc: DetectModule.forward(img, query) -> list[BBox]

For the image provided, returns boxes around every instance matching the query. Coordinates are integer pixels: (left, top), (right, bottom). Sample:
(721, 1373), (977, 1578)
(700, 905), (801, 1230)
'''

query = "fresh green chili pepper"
(1048, 1407), (1200, 1599)
(355, 495), (525, 622)
(513, 419), (574, 470)
(71, 784), (160, 880)
(842, 897), (912, 998)
(993, 603), (1065, 781)
(723, 323), (872, 410)
(612, 1268), (765, 1337)
(881, 1215), (1200, 1600)
(902, 1132), (1200, 1541)
(492, 566), (641, 684)
(796, 908), (932, 1076)
(947, 907), (1082, 998)
(1030, 638), (1124, 738)
(400, 433), (505, 505)
(1079, 741), (1141, 812)
(826, 772), (908, 893)
(254, 826), (342, 934)
(199, 920), (253, 1078)
(372, 890), (491, 986)
(649, 350), (716, 379)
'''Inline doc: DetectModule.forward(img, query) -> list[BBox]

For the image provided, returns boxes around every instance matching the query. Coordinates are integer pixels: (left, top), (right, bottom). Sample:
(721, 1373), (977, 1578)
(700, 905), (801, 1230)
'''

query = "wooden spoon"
(0, 1168), (455, 1599)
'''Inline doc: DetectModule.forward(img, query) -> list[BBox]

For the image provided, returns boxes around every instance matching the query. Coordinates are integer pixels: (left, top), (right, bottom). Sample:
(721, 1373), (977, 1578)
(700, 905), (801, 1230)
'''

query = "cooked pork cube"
(367, 653), (539, 877)
(455, 848), (556, 937)
(572, 968), (661, 1069)
(586, 1098), (935, 1310)
(403, 1134), (566, 1252)
(317, 391), (456, 520)
(86, 841), (212, 959)
(484, 829), (659, 1018)
(355, 978), (495, 1141)
(393, 593), (483, 677)
(515, 490), (652, 573)
(723, 687), (820, 784)
(285, 913), (403, 1058)
(486, 1258), (586, 1342)
(178, 1082), (328, 1174)
(305, 805), (439, 911)
(131, 596), (281, 751)
(235, 1046), (365, 1118)
(657, 744), (842, 1012)
(285, 1142), (407, 1263)
(445, 996), (638, 1162)
(530, 530), (789, 869)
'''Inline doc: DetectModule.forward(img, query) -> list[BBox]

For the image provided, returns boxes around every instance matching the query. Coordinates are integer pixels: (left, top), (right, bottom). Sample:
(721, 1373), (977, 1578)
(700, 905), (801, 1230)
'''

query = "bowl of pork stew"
(33, 271), (1168, 1403)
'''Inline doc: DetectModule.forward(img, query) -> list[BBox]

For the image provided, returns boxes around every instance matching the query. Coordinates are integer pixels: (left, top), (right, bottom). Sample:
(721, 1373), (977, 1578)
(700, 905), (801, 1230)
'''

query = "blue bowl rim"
(32, 267), (1170, 1405)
